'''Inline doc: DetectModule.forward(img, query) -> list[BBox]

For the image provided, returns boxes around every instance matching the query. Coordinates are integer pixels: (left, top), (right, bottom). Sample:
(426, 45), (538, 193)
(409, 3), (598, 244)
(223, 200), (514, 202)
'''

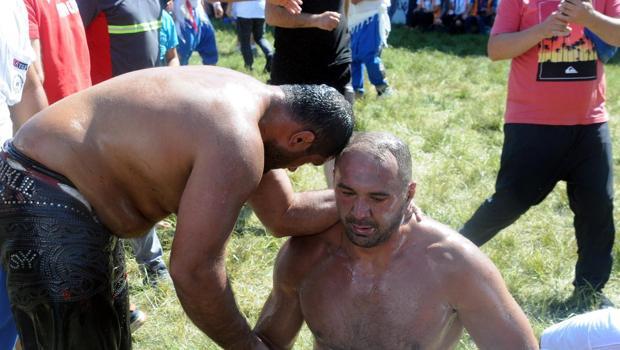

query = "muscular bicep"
(448, 248), (538, 350)
(255, 240), (305, 349)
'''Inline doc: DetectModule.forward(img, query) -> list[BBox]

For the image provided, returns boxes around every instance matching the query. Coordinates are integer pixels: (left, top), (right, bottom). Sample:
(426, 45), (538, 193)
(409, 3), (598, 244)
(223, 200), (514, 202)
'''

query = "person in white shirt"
(231, 0), (274, 72)
(541, 308), (620, 350)
(0, 1), (46, 348)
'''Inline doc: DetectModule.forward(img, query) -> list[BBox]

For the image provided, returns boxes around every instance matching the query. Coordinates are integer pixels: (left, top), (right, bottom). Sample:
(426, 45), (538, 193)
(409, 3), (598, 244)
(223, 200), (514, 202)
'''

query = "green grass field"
(129, 22), (620, 349)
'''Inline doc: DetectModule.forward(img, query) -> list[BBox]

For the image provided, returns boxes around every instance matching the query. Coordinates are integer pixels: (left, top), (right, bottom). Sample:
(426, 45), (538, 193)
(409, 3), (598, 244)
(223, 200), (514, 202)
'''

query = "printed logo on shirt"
(12, 59), (28, 71)
(536, 0), (597, 81)
(56, 0), (80, 18)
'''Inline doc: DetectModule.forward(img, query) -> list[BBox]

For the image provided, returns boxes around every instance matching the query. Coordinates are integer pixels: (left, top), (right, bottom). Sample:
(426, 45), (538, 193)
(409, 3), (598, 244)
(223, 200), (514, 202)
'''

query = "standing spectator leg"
(566, 123), (614, 292)
(460, 124), (566, 246)
(251, 18), (273, 72)
(0, 267), (17, 350)
(177, 22), (197, 65)
(350, 60), (365, 96)
(197, 18), (218, 65)
(129, 227), (169, 287)
(237, 17), (254, 69)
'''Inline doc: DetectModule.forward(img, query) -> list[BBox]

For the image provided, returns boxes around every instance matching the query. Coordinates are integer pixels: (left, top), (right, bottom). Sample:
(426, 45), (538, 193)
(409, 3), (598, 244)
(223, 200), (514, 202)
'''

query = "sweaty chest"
(299, 259), (461, 350)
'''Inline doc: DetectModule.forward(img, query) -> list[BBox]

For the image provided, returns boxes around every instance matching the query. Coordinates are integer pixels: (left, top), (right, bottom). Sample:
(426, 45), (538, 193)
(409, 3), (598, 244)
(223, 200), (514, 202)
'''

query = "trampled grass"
(129, 22), (620, 349)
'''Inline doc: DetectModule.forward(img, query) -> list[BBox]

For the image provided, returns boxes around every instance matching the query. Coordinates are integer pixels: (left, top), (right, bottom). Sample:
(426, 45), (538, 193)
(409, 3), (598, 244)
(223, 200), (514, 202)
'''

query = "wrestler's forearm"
(173, 258), (260, 349)
(274, 189), (338, 237)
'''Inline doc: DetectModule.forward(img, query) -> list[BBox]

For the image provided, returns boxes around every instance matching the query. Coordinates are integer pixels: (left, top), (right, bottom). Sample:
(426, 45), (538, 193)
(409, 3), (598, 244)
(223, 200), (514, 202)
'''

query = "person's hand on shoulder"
(268, 0), (303, 14)
(313, 11), (341, 31)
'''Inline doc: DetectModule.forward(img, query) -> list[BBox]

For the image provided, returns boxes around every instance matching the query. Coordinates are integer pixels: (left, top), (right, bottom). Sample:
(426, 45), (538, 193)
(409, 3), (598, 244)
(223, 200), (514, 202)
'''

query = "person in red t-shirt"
(24, 0), (91, 105)
(460, 0), (620, 310)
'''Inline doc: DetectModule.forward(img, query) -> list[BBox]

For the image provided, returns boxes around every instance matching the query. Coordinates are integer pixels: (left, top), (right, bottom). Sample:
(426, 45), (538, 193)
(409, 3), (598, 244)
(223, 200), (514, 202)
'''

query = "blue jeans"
(350, 14), (387, 93)
(129, 227), (164, 268)
(0, 267), (17, 350)
(177, 15), (218, 65)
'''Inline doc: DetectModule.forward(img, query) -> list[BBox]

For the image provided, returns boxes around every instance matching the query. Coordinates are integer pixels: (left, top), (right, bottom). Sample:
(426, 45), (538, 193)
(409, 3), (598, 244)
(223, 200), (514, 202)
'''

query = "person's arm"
(439, 238), (538, 349)
(165, 48), (180, 66)
(558, 0), (620, 46)
(254, 239), (307, 349)
(488, 11), (571, 61)
(170, 144), (268, 349)
(212, 1), (225, 17)
(8, 65), (48, 132)
(248, 169), (338, 237)
(212, 0), (303, 14)
(266, 2), (341, 30)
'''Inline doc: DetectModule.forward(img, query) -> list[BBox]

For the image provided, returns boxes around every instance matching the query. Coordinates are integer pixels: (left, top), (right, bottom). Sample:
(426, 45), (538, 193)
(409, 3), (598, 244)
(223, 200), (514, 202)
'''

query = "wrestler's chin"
(345, 227), (380, 248)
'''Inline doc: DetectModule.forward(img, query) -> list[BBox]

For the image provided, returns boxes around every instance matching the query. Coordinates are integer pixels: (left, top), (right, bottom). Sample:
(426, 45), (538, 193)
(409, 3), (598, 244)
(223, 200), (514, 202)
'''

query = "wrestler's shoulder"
(413, 217), (482, 272)
(276, 224), (343, 281)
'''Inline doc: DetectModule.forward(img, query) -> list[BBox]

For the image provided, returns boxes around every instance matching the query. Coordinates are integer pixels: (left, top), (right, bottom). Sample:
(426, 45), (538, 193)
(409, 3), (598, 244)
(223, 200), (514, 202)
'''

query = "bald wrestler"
(0, 66), (353, 350)
(254, 132), (538, 350)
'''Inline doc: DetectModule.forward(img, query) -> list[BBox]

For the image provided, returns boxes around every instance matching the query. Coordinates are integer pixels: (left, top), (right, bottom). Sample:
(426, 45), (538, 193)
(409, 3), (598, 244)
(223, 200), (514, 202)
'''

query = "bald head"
(335, 132), (412, 188)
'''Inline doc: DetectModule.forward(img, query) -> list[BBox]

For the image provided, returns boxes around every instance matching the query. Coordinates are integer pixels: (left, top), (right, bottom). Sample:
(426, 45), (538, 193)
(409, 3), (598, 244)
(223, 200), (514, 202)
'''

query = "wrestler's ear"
(288, 131), (316, 152)
(406, 182), (417, 201)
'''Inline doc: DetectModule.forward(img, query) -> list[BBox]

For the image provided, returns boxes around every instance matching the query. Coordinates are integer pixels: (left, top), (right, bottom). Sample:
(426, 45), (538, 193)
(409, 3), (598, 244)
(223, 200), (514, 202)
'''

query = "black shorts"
(0, 141), (130, 350)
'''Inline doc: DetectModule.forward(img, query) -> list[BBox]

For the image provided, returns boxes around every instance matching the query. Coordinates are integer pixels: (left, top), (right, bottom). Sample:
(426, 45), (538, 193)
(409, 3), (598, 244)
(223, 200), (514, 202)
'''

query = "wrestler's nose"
(351, 199), (370, 219)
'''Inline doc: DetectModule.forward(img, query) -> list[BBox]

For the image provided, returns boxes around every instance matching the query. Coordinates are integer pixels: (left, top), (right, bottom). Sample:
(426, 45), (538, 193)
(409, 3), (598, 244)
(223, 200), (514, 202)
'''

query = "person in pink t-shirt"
(460, 0), (620, 309)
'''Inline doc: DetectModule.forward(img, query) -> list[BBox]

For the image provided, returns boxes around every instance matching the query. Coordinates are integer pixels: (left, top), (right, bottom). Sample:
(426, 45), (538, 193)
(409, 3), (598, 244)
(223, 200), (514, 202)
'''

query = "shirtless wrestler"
(0, 66), (353, 350)
(254, 132), (539, 350)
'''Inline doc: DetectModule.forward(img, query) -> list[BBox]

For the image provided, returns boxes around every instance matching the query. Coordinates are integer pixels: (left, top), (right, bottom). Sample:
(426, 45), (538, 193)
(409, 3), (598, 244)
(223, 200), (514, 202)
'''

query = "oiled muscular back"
(13, 66), (272, 237)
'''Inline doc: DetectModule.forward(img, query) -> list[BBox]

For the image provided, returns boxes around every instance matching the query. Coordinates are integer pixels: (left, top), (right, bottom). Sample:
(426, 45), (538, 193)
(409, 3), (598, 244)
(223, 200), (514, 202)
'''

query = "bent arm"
(254, 241), (305, 349)
(266, 2), (317, 27)
(248, 170), (338, 237)
(9, 65), (47, 132)
(585, 12), (620, 46)
(557, 0), (620, 47)
(488, 0), (570, 61)
(487, 27), (546, 61)
(446, 244), (538, 349)
(171, 153), (266, 349)
(165, 48), (180, 67)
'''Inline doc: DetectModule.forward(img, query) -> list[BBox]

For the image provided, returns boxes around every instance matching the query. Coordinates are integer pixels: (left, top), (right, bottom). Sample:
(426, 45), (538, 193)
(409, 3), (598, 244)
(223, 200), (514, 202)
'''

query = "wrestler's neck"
(341, 225), (410, 268)
(258, 100), (298, 143)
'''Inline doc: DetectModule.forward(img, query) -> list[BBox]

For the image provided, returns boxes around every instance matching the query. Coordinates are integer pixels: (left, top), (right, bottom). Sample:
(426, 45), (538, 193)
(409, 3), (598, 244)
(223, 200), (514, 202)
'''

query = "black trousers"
(0, 143), (131, 349)
(236, 17), (273, 68)
(461, 122), (615, 291)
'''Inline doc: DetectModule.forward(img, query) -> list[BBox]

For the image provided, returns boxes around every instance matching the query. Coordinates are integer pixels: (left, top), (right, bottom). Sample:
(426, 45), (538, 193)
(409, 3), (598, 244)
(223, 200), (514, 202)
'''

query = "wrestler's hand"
(407, 201), (423, 223)
(538, 11), (572, 38)
(268, 0), (303, 14)
(229, 334), (271, 350)
(313, 11), (341, 31)
(251, 336), (271, 350)
(557, 0), (595, 26)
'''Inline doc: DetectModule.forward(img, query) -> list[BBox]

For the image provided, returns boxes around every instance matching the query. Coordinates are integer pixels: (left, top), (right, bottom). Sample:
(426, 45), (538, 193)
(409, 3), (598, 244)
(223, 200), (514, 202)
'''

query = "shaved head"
(335, 132), (412, 188)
